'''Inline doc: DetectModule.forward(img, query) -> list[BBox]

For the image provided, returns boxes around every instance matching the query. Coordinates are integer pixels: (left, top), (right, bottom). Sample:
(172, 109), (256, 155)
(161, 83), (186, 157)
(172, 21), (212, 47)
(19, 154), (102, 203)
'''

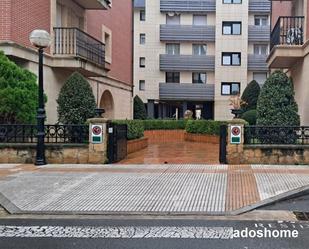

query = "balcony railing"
(54, 27), (105, 66)
(160, 0), (216, 12)
(248, 54), (268, 71)
(248, 25), (270, 42)
(249, 0), (271, 13)
(160, 54), (215, 71)
(270, 16), (305, 50)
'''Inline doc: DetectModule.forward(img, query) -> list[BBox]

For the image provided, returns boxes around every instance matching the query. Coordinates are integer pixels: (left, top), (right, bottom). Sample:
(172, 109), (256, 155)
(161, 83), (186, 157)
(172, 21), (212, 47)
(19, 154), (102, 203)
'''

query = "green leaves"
(57, 72), (96, 124)
(241, 80), (261, 112)
(0, 51), (38, 124)
(133, 95), (147, 120)
(256, 70), (300, 126)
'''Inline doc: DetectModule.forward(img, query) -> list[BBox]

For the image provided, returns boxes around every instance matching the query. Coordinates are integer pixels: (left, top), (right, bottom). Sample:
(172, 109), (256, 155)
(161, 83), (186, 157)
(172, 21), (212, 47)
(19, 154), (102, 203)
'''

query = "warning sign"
(91, 124), (103, 144)
(231, 125), (241, 144)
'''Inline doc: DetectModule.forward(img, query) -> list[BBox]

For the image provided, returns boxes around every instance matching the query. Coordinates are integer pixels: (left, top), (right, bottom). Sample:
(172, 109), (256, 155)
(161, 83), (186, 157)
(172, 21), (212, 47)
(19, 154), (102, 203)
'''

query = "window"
(139, 57), (145, 68)
(166, 14), (180, 25)
(166, 72), (180, 83)
(140, 10), (145, 21)
(193, 44), (207, 55)
(254, 44), (268, 55)
(166, 43), (180, 55)
(193, 15), (207, 26)
(222, 52), (241, 65)
(221, 82), (240, 95)
(222, 22), (241, 35)
(223, 0), (242, 3)
(192, 73), (207, 84)
(140, 34), (145, 44)
(139, 80), (145, 91)
(253, 73), (267, 85)
(254, 15), (268, 26)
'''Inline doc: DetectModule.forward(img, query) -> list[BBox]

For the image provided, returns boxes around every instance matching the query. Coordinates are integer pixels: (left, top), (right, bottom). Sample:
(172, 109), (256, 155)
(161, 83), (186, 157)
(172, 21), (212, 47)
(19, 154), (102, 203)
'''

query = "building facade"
(268, 0), (309, 125)
(133, 0), (271, 120)
(0, 0), (133, 124)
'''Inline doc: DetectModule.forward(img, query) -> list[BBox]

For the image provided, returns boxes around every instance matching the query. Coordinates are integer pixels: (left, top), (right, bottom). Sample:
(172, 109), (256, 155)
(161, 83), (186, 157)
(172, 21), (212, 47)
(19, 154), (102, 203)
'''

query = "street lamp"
(29, 30), (51, 166)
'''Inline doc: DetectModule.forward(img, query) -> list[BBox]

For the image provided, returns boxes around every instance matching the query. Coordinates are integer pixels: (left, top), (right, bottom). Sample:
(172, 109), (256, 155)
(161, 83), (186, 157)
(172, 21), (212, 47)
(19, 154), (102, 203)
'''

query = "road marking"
(0, 226), (233, 239)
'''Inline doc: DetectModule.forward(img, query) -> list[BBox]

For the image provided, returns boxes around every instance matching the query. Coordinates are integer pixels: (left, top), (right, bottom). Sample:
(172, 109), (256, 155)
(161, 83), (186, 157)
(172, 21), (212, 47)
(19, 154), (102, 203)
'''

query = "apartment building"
(0, 0), (133, 123)
(133, 0), (270, 120)
(268, 0), (309, 125)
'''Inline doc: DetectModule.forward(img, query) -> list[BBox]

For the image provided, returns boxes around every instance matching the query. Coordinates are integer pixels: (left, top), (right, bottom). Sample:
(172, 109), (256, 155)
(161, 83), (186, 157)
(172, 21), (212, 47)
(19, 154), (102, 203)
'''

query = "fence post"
(87, 118), (109, 164)
(219, 125), (227, 164)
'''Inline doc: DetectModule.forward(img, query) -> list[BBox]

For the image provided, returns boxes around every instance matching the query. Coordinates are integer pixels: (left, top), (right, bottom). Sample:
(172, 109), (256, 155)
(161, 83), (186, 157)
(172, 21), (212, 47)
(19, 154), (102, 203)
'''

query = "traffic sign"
(231, 125), (241, 144)
(91, 124), (103, 144)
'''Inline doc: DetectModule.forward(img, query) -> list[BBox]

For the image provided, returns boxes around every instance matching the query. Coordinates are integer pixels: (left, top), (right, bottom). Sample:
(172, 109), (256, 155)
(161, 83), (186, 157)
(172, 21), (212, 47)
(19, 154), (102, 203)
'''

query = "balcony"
(249, 0), (271, 13)
(134, 0), (145, 8)
(248, 54), (268, 71)
(268, 16), (305, 68)
(160, 25), (215, 42)
(160, 0), (216, 12)
(53, 28), (106, 75)
(159, 83), (214, 101)
(75, 0), (110, 9)
(160, 54), (215, 72)
(248, 25), (270, 42)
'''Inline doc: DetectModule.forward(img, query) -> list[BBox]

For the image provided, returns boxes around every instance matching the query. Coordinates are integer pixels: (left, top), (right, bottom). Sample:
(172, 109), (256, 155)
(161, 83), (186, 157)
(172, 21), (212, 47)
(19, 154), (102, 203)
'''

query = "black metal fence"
(0, 124), (89, 144)
(54, 27), (105, 66)
(270, 16), (304, 50)
(244, 126), (309, 145)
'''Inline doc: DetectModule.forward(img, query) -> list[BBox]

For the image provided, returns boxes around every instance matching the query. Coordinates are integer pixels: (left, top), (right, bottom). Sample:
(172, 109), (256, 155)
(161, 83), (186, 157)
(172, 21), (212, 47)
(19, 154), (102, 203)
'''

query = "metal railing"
(0, 124), (89, 144)
(270, 16), (305, 50)
(53, 27), (105, 66)
(244, 126), (309, 145)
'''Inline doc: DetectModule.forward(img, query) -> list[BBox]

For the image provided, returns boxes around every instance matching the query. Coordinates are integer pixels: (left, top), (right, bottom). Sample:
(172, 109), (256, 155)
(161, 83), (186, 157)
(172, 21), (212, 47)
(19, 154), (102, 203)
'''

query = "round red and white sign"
(92, 126), (102, 136)
(232, 127), (241, 136)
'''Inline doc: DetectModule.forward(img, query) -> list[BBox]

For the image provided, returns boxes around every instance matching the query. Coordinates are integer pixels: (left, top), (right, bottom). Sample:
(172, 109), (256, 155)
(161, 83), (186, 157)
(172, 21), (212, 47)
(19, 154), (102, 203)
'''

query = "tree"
(133, 95), (147, 120)
(257, 70), (300, 126)
(0, 51), (39, 124)
(57, 72), (96, 124)
(241, 109), (257, 125)
(241, 80), (260, 112)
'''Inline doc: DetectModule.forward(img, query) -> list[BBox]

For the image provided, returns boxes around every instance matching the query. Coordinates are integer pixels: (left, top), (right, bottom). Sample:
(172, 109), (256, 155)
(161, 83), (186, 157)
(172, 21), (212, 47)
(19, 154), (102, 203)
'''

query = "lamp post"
(29, 30), (51, 166)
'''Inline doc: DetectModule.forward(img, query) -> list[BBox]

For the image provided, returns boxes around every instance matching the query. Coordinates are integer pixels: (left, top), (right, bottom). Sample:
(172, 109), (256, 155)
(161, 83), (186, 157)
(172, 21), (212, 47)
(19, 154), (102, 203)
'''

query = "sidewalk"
(0, 164), (309, 215)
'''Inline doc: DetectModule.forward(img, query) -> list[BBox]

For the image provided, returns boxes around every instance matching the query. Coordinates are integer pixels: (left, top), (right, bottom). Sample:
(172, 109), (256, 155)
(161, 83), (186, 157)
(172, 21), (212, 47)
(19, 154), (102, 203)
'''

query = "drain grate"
(294, 212), (309, 221)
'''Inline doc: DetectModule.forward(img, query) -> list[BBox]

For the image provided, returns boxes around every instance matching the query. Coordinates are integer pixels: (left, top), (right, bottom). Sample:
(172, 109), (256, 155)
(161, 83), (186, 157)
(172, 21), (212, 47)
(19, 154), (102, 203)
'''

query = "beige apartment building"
(268, 0), (309, 125)
(134, 0), (270, 120)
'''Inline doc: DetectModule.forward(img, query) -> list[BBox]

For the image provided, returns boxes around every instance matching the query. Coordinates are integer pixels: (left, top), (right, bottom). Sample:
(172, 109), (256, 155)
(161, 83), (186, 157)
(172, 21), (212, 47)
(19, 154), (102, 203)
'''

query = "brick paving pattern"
(0, 164), (309, 214)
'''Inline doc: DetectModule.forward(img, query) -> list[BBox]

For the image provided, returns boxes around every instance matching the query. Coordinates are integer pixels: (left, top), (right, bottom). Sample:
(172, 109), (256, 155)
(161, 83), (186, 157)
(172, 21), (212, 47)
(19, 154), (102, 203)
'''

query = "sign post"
(91, 124), (103, 144)
(230, 125), (241, 144)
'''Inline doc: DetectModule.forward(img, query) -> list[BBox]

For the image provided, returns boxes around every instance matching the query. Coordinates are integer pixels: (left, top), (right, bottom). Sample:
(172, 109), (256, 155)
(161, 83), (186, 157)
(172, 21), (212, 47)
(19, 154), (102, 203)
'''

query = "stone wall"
(127, 137), (148, 154)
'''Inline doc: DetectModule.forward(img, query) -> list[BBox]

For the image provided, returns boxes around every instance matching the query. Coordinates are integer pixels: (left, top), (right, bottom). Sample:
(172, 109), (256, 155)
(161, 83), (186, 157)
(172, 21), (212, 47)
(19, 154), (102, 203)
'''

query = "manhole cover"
(294, 212), (309, 221)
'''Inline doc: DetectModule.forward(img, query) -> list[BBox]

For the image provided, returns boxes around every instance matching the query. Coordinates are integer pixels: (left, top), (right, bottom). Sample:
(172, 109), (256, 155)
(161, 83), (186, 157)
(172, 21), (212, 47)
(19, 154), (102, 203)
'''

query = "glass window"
(166, 14), (180, 25)
(222, 22), (241, 35)
(166, 43), (180, 55)
(193, 44), (207, 55)
(254, 44), (268, 55)
(193, 15), (207, 26)
(166, 72), (180, 83)
(222, 52), (241, 65)
(222, 54), (231, 65)
(139, 57), (145, 68)
(221, 83), (240, 95)
(139, 80), (145, 91)
(140, 10), (145, 21)
(223, 0), (242, 3)
(254, 15), (268, 26)
(140, 34), (145, 44)
(192, 73), (207, 84)
(253, 73), (267, 85)
(232, 53), (241, 65)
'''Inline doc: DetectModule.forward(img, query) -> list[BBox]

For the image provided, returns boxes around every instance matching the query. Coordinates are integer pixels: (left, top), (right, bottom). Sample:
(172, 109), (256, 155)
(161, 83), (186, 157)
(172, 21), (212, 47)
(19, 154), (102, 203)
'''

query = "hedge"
(143, 119), (187, 130)
(185, 120), (227, 135)
(112, 120), (144, 140)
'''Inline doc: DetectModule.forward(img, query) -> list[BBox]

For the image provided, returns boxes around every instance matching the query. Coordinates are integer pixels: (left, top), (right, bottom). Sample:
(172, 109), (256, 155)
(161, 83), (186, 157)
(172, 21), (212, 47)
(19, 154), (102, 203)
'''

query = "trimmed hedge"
(112, 120), (144, 140)
(241, 109), (257, 125)
(185, 120), (227, 135)
(143, 119), (187, 130)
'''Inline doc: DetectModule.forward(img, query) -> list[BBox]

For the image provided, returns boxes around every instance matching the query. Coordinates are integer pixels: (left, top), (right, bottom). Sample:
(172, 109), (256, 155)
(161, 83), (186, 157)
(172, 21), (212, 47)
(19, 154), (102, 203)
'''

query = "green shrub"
(113, 120), (144, 140)
(241, 109), (257, 125)
(0, 51), (39, 124)
(133, 95), (147, 120)
(143, 119), (187, 130)
(241, 80), (261, 112)
(185, 120), (227, 135)
(57, 72), (96, 124)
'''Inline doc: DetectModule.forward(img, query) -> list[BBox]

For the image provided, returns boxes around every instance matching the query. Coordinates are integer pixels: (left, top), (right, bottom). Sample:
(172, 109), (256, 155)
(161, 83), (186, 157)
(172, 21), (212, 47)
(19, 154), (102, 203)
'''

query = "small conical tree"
(0, 51), (38, 124)
(133, 95), (147, 120)
(57, 72), (96, 124)
(257, 70), (300, 126)
(241, 80), (261, 112)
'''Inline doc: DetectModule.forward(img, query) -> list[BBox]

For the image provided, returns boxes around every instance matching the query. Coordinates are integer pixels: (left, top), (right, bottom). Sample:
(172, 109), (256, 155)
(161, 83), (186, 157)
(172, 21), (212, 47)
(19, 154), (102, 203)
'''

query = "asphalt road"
(0, 218), (308, 249)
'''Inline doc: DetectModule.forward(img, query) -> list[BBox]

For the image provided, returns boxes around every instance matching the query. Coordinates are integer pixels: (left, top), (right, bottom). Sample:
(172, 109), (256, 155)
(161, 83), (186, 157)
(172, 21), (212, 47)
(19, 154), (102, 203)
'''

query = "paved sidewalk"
(0, 164), (309, 215)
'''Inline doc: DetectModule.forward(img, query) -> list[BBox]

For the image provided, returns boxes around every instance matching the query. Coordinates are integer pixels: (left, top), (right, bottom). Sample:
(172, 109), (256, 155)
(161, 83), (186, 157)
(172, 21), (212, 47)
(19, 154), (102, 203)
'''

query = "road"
(0, 218), (308, 249)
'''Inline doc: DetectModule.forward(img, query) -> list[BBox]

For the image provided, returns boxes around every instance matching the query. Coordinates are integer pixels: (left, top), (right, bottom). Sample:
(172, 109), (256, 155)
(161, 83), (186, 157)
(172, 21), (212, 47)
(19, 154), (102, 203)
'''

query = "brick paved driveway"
(120, 142), (219, 164)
